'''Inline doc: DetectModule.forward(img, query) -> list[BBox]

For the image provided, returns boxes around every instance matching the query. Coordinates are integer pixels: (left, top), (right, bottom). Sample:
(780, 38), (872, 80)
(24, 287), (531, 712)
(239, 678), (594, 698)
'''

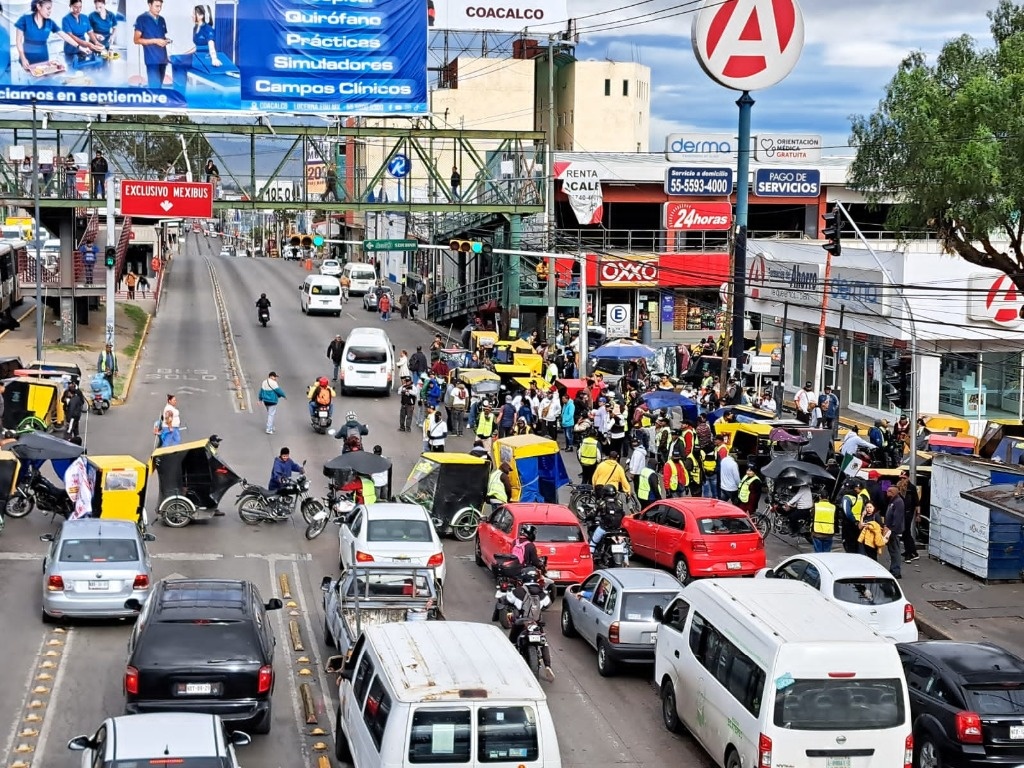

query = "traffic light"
(104, 246), (116, 268)
(821, 205), (844, 257)
(449, 239), (482, 253)
(301, 235), (313, 248)
(289, 234), (300, 247)
(313, 235), (324, 247)
(883, 354), (912, 411)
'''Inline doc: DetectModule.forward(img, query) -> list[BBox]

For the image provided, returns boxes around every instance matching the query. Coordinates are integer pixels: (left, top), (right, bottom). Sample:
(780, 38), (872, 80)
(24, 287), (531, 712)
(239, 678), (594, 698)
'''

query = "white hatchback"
(756, 551), (919, 641)
(339, 503), (446, 585)
(320, 259), (342, 277)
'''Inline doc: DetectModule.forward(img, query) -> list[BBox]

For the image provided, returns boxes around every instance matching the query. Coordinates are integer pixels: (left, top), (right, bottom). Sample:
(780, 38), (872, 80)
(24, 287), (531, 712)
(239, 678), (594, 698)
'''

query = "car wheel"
(475, 537), (485, 567)
(560, 604), (577, 638)
(335, 708), (353, 762)
(660, 680), (683, 734)
(596, 638), (617, 677)
(324, 616), (335, 648)
(674, 555), (691, 585)
(725, 749), (741, 768)
(41, 609), (54, 624)
(248, 705), (272, 735)
(916, 736), (943, 768)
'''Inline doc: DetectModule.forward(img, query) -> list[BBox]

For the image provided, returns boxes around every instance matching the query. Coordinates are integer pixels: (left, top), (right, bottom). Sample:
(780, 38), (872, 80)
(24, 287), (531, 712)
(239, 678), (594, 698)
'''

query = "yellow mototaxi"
(398, 452), (489, 541)
(0, 377), (64, 432)
(470, 330), (499, 355)
(87, 455), (149, 524)
(491, 434), (569, 503)
(492, 339), (543, 379)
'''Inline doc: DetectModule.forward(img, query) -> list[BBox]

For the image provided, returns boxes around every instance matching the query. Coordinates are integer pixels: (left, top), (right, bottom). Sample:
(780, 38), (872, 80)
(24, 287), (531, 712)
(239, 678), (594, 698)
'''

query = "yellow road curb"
(0, 302), (38, 343)
(112, 313), (152, 407)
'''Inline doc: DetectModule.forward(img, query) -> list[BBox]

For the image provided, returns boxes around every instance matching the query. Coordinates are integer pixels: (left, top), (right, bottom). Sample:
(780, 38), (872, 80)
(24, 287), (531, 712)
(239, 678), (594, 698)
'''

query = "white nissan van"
(653, 579), (912, 768)
(332, 622), (561, 768)
(342, 262), (378, 296)
(340, 327), (393, 395)
(300, 275), (343, 316)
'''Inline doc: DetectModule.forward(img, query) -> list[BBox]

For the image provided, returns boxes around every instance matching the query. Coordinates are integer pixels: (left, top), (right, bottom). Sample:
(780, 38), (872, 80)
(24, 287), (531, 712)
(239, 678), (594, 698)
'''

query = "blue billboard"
(0, 0), (427, 114)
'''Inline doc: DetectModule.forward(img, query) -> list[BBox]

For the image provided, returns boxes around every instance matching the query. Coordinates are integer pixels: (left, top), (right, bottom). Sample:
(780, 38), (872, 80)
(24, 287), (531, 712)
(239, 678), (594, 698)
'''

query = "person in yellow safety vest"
(475, 405), (496, 450)
(577, 431), (602, 485)
(683, 450), (704, 499)
(487, 462), (512, 512)
(635, 465), (661, 505)
(360, 476), (377, 506)
(735, 466), (761, 514)
(662, 450), (689, 498)
(839, 479), (871, 554)
(592, 451), (631, 494)
(811, 497), (837, 553)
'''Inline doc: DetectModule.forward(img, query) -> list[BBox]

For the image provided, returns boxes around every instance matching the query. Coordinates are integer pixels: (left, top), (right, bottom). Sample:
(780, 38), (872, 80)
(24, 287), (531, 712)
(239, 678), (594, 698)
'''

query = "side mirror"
(124, 598), (143, 612)
(228, 731), (252, 748)
(652, 605), (664, 623)
(566, 584), (581, 596)
(763, 568), (775, 579)
(40, 533), (54, 543)
(320, 576), (332, 592)
(143, 533), (157, 542)
(67, 735), (92, 752)
(325, 654), (345, 674)
(265, 598), (284, 611)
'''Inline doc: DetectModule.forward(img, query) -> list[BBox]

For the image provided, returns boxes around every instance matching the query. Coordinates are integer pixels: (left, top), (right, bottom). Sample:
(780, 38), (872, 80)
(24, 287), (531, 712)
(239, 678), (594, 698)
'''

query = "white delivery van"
(343, 261), (378, 296)
(340, 327), (393, 395)
(300, 274), (343, 316)
(653, 579), (912, 768)
(332, 622), (561, 768)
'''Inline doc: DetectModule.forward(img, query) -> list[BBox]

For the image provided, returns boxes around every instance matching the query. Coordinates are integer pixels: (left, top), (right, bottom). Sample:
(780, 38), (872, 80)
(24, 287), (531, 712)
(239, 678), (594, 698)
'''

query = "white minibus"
(340, 327), (393, 395)
(653, 579), (912, 768)
(300, 274), (343, 316)
(343, 261), (378, 296)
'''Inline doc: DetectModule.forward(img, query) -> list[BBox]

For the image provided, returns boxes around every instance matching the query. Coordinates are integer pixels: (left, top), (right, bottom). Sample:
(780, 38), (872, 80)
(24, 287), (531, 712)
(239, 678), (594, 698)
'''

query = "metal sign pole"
(731, 91), (754, 361)
(105, 160), (115, 350)
(31, 100), (43, 359)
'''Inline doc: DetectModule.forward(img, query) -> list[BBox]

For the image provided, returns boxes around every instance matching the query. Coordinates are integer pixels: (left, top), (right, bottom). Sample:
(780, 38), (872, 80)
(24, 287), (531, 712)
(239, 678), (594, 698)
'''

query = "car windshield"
(59, 538), (139, 563)
(966, 684), (1024, 715)
(135, 621), (262, 665)
(621, 591), (678, 621)
(367, 519), (433, 542)
(347, 346), (387, 364)
(833, 578), (902, 606)
(774, 679), (905, 730)
(112, 760), (227, 767)
(697, 516), (756, 535)
(533, 524), (584, 543)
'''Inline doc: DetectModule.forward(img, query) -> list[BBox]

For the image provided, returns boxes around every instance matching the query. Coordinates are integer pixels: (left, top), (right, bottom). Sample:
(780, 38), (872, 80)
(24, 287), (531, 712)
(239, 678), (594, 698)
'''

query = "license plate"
(527, 635), (545, 644)
(648, 633), (657, 644)
(179, 682), (212, 695)
(826, 758), (850, 768)
(610, 543), (626, 553)
(87, 580), (108, 590)
(547, 570), (561, 578)
(727, 562), (742, 570)
(1011, 726), (1024, 739)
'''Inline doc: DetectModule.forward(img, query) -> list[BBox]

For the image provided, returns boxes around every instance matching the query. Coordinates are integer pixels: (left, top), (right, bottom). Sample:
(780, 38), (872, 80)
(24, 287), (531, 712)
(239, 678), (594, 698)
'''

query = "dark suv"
(899, 641), (1024, 768)
(123, 579), (283, 734)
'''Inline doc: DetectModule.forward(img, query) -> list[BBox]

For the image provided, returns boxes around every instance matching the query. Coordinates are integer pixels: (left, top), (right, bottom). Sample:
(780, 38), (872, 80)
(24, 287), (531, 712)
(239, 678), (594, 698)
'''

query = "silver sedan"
(41, 519), (156, 622)
(560, 567), (682, 677)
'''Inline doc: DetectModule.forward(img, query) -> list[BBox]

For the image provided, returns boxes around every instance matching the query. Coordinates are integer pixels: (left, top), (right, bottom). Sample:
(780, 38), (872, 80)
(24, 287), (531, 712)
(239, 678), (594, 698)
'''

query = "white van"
(332, 622), (561, 768)
(340, 327), (393, 395)
(653, 579), (912, 768)
(300, 274), (343, 316)
(343, 261), (378, 296)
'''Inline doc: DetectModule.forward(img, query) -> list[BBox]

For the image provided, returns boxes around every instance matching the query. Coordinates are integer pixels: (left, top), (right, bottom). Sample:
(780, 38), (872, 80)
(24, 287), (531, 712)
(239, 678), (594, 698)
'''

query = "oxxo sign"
(600, 260), (659, 287)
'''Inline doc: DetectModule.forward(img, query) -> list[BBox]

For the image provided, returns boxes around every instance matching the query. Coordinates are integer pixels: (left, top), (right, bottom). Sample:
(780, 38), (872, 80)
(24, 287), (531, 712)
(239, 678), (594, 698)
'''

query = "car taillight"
(579, 544), (591, 559)
(955, 711), (983, 743)
(47, 575), (65, 591)
(609, 621), (619, 644)
(124, 666), (139, 695)
(355, 551), (375, 562)
(133, 574), (150, 590)
(758, 733), (772, 768)
(754, 536), (764, 550)
(691, 539), (708, 553)
(904, 603), (915, 623)
(903, 733), (913, 768)
(257, 665), (273, 694)
(427, 552), (444, 568)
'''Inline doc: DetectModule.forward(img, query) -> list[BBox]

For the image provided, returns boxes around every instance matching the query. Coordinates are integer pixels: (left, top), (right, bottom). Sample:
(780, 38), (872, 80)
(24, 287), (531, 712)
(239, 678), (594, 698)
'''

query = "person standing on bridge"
(90, 149), (108, 198)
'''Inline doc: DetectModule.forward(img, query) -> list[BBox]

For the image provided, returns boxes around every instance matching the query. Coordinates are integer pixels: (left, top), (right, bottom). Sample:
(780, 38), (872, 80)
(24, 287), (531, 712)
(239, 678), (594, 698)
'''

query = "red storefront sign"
(663, 201), (733, 231)
(121, 180), (214, 218)
(599, 259), (659, 287)
(583, 253), (729, 288)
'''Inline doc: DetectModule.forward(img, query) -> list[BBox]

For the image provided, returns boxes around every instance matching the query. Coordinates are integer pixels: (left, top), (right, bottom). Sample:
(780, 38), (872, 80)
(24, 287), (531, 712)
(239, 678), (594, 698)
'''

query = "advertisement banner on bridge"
(0, 0), (427, 115)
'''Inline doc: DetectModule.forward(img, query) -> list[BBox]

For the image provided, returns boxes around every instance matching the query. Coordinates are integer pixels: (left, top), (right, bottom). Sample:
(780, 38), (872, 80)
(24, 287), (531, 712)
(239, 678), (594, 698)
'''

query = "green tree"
(848, 0), (1024, 289)
(100, 114), (213, 179)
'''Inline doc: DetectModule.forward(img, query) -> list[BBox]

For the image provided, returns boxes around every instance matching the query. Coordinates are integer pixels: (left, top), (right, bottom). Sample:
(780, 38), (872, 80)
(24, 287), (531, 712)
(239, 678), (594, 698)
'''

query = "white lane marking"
(152, 553), (225, 561)
(267, 558), (311, 766)
(0, 552), (310, 562)
(29, 630), (74, 768)
(290, 559), (337, 740)
(0, 630), (50, 761)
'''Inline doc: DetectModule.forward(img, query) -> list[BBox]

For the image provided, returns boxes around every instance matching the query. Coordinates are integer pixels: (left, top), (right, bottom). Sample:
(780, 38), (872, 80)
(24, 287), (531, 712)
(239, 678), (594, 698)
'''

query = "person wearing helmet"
(208, 434), (222, 455)
(501, 566), (555, 681)
(307, 376), (336, 419)
(334, 410), (369, 451)
(590, 484), (626, 552)
(511, 524), (545, 571)
(255, 292), (271, 323)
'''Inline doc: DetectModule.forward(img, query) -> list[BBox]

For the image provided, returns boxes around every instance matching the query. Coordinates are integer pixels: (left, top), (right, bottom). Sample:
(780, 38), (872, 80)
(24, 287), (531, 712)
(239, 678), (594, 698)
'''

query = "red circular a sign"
(986, 275), (1020, 325)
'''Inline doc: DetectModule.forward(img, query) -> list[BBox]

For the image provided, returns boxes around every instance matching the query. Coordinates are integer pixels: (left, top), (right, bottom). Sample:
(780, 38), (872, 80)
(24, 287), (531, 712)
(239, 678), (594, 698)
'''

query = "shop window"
(604, 79), (611, 96)
(850, 343), (867, 408)
(622, 80), (629, 96)
(791, 330), (803, 387)
(673, 291), (726, 332)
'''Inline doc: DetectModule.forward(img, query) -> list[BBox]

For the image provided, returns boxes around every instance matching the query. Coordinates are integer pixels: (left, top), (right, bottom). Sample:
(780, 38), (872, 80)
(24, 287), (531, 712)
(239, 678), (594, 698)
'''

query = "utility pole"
(104, 138), (115, 350)
(31, 99), (42, 359)
(545, 35), (557, 343)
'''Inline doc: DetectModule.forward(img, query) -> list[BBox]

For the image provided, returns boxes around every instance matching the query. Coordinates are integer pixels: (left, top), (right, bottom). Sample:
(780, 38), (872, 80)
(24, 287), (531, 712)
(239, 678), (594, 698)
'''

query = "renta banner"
(0, 0), (427, 114)
(555, 161), (603, 226)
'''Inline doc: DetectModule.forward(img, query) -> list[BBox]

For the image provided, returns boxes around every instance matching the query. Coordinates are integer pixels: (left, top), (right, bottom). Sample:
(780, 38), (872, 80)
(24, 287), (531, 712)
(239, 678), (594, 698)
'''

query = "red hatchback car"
(476, 503), (594, 585)
(622, 498), (765, 584)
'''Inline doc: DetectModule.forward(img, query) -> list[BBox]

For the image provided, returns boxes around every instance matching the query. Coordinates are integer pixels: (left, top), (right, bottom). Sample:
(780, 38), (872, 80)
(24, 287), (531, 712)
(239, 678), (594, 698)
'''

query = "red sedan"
(622, 498), (765, 584)
(476, 503), (593, 585)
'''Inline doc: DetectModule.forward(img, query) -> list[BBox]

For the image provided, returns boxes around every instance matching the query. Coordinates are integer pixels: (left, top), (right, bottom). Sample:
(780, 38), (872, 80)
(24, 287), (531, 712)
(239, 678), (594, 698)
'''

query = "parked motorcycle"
(5, 467), (73, 520)
(89, 373), (112, 415)
(304, 488), (356, 540)
(311, 405), (332, 435)
(257, 307), (270, 327)
(235, 464), (325, 525)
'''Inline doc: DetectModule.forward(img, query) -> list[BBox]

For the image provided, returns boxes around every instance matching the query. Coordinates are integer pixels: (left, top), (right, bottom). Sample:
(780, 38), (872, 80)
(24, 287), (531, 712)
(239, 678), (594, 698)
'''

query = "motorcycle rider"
(589, 484), (626, 553)
(255, 293), (271, 322)
(496, 524), (546, 579)
(334, 411), (369, 451)
(502, 567), (555, 682)
(268, 447), (305, 515)
(783, 482), (814, 541)
(307, 376), (335, 420)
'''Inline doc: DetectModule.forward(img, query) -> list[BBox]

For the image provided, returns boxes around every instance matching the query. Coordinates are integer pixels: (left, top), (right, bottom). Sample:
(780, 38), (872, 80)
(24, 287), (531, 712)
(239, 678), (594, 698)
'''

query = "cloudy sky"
(568, 0), (995, 155)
